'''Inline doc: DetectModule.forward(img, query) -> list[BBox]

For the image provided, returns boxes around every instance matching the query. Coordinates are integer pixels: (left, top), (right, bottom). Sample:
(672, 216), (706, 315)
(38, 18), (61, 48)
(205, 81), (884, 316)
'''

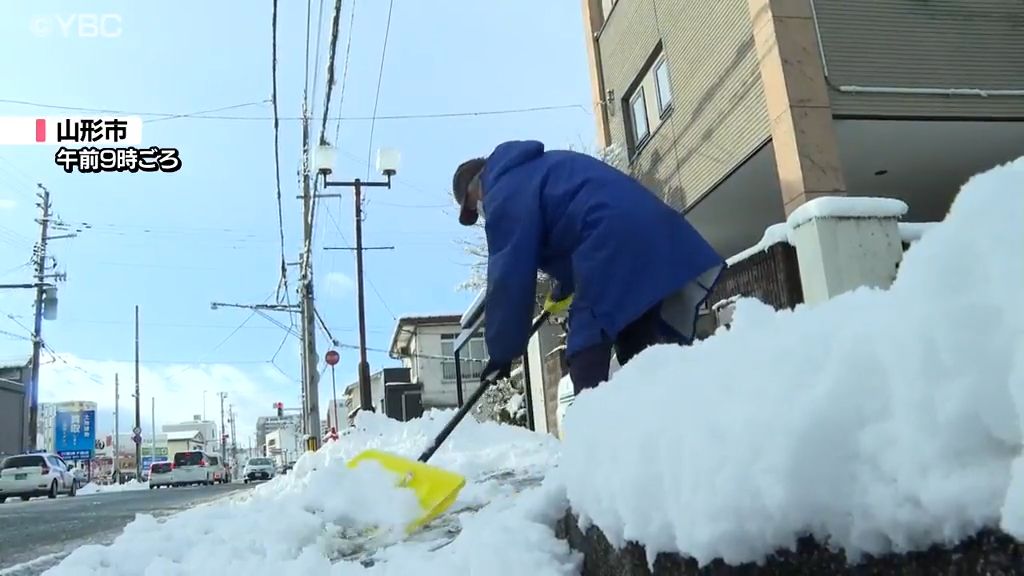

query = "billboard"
(55, 406), (96, 461)
(141, 455), (168, 471)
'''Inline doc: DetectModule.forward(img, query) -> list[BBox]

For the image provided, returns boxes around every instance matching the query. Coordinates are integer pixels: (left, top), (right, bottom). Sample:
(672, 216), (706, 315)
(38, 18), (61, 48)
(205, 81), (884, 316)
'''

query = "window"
(440, 334), (488, 381)
(2, 455), (44, 469)
(629, 87), (650, 146)
(654, 57), (672, 115)
(174, 451), (203, 467)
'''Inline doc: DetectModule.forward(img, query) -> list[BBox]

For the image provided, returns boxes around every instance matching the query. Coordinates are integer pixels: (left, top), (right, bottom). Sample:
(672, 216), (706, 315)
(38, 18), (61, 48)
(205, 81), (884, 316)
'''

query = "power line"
(323, 199), (398, 321)
(365, 0), (395, 179)
(318, 0), (345, 143)
(9, 315), (390, 333)
(334, 0), (357, 145)
(41, 343), (105, 385)
(311, 0), (328, 110)
(0, 98), (270, 123)
(271, 0), (289, 304)
(0, 97), (588, 122)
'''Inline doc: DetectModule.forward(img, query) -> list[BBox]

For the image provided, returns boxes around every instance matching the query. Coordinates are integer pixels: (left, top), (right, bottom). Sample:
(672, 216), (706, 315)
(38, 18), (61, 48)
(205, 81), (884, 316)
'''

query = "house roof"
(389, 314), (463, 358)
(0, 357), (32, 372)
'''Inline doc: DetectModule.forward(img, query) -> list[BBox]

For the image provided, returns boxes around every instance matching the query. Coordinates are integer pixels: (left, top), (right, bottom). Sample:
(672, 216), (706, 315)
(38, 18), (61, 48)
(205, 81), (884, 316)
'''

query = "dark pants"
(567, 304), (667, 395)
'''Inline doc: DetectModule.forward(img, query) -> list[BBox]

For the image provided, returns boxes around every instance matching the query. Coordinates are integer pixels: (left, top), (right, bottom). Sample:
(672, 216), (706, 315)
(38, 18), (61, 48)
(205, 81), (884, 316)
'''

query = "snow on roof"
(786, 196), (909, 229)
(389, 313), (464, 356)
(561, 156), (1024, 566)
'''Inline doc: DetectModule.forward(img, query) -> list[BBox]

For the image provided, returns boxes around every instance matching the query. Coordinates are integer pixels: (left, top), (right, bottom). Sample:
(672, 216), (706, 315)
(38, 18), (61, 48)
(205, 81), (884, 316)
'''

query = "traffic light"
(275, 402), (283, 418)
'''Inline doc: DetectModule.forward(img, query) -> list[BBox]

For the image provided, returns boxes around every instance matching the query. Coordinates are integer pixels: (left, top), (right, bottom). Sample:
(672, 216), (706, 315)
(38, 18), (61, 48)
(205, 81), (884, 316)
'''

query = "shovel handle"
(418, 311), (551, 463)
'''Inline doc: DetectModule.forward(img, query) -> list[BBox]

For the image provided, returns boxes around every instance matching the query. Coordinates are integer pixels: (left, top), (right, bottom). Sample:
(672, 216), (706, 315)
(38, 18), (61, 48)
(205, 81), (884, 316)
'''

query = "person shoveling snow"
(42, 157), (1023, 575)
(451, 140), (725, 394)
(338, 140), (728, 533)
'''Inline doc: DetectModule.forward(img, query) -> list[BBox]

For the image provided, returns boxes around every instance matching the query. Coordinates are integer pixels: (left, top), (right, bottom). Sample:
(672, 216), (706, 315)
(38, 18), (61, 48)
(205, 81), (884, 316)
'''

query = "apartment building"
(583, 0), (1024, 258)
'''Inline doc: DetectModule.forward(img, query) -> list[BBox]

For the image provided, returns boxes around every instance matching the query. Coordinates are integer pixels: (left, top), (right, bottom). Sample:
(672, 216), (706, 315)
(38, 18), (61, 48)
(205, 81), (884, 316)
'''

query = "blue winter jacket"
(481, 140), (724, 364)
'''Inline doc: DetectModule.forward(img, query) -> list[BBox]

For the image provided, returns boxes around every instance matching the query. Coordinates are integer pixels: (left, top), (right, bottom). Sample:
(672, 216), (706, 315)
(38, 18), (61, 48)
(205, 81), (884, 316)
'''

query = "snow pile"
(77, 480), (149, 495)
(562, 157), (1024, 566)
(46, 410), (573, 575)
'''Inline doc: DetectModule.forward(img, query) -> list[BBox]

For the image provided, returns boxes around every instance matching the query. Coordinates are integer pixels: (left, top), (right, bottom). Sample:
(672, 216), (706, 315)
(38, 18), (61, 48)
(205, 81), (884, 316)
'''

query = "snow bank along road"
(0, 483), (253, 575)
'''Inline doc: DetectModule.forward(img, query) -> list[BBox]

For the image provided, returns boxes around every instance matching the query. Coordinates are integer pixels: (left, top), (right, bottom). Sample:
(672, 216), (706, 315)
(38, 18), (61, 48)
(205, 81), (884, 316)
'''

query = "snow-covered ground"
(43, 156), (1023, 574)
(45, 413), (574, 575)
(77, 480), (149, 496)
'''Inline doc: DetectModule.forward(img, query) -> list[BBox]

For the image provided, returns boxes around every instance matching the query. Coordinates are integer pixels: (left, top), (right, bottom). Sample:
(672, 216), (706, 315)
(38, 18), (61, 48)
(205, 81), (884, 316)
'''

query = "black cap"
(453, 157), (486, 226)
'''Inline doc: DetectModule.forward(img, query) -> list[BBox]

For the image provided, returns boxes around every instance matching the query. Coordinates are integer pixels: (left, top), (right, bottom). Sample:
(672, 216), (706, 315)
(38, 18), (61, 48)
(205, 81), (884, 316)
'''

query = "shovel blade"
(348, 449), (466, 532)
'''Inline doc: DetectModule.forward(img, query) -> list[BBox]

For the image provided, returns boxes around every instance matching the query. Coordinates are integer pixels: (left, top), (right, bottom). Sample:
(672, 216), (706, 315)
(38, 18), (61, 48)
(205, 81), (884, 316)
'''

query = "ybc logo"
(31, 14), (123, 39)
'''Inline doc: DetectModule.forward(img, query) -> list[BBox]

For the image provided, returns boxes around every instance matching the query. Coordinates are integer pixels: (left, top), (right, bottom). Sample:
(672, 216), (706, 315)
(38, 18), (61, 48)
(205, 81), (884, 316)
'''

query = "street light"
(312, 144), (400, 413)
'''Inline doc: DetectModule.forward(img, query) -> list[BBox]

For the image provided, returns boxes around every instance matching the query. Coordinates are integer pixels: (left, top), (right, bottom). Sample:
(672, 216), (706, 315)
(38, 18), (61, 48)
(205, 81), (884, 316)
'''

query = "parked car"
(0, 453), (78, 502)
(242, 457), (275, 483)
(148, 461), (174, 489)
(171, 450), (215, 486)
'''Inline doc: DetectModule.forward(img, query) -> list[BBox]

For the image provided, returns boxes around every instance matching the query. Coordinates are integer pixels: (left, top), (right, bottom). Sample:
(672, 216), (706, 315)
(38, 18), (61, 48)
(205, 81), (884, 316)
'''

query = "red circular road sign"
(325, 350), (340, 366)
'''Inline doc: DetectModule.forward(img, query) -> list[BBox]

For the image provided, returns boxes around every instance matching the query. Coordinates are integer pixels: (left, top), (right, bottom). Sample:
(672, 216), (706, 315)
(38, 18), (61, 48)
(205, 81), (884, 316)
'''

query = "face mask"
(476, 198), (486, 221)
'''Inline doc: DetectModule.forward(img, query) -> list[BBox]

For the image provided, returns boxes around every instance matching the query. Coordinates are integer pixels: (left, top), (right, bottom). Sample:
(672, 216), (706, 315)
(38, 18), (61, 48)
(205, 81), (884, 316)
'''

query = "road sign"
(132, 434), (142, 444)
(325, 350), (339, 366)
(55, 407), (96, 461)
(132, 426), (142, 435)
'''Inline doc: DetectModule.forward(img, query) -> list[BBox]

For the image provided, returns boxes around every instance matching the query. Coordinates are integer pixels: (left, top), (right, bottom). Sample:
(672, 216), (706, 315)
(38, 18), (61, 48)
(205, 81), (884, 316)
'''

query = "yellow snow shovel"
(347, 312), (551, 533)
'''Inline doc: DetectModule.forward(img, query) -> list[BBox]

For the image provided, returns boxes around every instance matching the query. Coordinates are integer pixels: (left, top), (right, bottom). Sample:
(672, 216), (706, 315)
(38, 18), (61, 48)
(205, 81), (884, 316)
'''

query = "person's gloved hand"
(481, 359), (512, 382)
(543, 291), (573, 315)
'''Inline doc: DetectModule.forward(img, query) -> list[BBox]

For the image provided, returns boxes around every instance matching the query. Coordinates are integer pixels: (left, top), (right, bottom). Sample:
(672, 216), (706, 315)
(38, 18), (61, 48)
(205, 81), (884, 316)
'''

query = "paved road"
(0, 482), (254, 575)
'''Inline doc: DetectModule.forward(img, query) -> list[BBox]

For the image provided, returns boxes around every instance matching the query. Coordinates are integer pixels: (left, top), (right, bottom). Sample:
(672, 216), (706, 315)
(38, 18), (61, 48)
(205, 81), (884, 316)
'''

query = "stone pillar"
(582, 0), (611, 148)
(788, 197), (907, 305)
(748, 0), (846, 215)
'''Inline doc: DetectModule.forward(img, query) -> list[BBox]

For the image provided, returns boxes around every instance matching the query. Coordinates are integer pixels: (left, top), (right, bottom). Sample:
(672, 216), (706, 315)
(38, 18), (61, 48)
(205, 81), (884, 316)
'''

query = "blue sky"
(0, 0), (595, 442)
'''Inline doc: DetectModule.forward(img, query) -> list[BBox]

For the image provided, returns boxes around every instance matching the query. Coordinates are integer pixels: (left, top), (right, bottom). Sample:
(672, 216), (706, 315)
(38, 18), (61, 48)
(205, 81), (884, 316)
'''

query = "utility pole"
(151, 396), (156, 472)
(313, 165), (398, 412)
(229, 404), (237, 469)
(26, 186), (50, 452)
(114, 373), (119, 483)
(134, 305), (142, 480)
(218, 392), (227, 462)
(299, 100), (321, 451)
(9, 184), (72, 452)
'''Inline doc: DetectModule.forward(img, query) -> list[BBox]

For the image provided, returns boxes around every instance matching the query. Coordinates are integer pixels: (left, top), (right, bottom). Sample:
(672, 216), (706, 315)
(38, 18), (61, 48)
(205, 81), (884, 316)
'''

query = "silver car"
(242, 457), (275, 483)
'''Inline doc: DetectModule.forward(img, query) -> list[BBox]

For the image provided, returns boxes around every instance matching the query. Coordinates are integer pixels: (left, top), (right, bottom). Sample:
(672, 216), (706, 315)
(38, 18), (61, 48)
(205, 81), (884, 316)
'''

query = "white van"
(171, 450), (215, 486)
(148, 461), (174, 489)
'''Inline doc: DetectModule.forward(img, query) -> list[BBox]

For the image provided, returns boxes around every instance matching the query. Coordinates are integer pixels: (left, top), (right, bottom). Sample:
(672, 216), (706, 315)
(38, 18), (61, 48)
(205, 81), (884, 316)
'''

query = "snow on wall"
(785, 196), (909, 230)
(725, 218), (937, 268)
(560, 157), (1024, 567)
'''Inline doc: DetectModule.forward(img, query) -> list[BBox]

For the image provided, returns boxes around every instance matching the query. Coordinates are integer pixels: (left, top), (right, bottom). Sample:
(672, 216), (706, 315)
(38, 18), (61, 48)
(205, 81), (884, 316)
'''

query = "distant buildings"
(162, 417), (218, 454)
(254, 413), (301, 457)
